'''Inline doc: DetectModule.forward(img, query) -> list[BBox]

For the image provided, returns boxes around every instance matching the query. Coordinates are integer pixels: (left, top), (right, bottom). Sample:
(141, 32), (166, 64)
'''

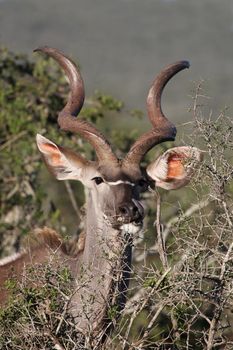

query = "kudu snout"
(117, 200), (144, 224)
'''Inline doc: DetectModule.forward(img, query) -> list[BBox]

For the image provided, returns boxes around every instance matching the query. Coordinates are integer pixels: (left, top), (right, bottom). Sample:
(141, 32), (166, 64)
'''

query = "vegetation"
(0, 262), (84, 349)
(0, 48), (232, 349)
(0, 47), (140, 257)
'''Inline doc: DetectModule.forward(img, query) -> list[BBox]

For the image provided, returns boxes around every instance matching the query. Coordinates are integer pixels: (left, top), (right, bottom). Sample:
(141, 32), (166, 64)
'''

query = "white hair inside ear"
(36, 134), (87, 181)
(146, 146), (203, 190)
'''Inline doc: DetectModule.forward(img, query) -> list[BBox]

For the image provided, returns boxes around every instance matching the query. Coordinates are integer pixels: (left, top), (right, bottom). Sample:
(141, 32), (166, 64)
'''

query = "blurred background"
(1, 0), (233, 118)
(1, 1), (233, 347)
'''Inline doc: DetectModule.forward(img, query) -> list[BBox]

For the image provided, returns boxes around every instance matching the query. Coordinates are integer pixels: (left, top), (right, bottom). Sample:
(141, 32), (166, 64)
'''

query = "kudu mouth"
(116, 214), (144, 226)
(111, 216), (144, 230)
(104, 199), (145, 229)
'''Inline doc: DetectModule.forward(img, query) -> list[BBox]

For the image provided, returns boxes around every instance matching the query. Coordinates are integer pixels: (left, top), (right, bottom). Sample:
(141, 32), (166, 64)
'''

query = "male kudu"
(0, 47), (202, 339)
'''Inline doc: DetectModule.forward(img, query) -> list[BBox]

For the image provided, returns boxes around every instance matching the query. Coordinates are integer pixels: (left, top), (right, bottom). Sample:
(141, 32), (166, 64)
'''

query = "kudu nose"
(118, 202), (142, 222)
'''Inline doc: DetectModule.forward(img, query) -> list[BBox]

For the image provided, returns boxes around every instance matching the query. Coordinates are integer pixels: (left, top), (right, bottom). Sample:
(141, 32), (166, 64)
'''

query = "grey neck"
(71, 190), (133, 335)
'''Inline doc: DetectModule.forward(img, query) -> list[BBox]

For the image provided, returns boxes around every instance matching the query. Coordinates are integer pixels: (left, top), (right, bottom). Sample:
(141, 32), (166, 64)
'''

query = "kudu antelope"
(0, 47), (202, 337)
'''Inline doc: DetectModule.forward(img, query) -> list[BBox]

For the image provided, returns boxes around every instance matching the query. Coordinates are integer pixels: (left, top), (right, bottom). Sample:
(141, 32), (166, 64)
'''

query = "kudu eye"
(92, 177), (104, 185)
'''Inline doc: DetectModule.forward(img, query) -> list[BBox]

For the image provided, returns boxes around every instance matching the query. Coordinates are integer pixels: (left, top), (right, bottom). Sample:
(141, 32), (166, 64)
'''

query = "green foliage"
(0, 262), (83, 349)
(95, 91), (124, 111)
(107, 304), (120, 320)
(0, 47), (139, 257)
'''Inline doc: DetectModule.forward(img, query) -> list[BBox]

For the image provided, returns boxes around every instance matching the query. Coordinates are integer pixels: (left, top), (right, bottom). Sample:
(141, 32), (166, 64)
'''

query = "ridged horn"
(34, 46), (118, 165)
(123, 61), (190, 167)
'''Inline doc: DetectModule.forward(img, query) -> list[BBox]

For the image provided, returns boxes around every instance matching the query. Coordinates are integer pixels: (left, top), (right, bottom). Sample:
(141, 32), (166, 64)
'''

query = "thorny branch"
(155, 190), (168, 269)
(119, 85), (233, 349)
(206, 241), (233, 350)
(135, 197), (211, 263)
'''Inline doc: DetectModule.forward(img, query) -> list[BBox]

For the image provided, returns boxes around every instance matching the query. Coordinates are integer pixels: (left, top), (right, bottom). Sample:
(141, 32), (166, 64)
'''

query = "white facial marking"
(121, 223), (142, 235)
(107, 180), (135, 187)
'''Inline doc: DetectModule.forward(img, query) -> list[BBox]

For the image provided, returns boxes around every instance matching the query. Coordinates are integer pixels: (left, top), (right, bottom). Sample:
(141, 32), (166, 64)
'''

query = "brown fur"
(0, 227), (86, 306)
(23, 227), (85, 257)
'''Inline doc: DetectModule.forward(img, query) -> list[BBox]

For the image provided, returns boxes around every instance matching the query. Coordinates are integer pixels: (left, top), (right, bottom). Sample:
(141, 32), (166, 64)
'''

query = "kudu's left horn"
(34, 46), (118, 165)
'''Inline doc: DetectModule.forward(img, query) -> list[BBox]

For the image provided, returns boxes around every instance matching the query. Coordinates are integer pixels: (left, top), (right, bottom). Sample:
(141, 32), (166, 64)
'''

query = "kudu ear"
(146, 146), (203, 190)
(36, 134), (89, 181)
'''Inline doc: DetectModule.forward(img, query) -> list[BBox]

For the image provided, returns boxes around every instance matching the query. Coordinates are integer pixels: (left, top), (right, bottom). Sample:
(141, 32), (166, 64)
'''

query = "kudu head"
(35, 47), (202, 230)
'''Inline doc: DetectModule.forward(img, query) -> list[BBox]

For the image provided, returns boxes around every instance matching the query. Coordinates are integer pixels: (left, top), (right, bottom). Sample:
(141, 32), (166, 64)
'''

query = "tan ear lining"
(36, 134), (91, 181)
(36, 134), (64, 167)
(41, 144), (64, 167)
(166, 154), (186, 179)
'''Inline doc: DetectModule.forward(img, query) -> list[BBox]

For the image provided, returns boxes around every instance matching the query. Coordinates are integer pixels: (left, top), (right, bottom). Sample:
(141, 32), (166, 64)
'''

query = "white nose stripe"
(107, 180), (135, 187)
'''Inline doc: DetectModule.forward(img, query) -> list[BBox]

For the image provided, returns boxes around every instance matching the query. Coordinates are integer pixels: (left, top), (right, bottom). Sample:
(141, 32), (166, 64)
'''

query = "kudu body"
(0, 47), (202, 337)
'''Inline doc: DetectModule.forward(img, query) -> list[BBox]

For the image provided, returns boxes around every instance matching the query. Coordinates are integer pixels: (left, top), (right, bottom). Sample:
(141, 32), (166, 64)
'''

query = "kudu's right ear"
(146, 146), (203, 190)
(36, 134), (89, 181)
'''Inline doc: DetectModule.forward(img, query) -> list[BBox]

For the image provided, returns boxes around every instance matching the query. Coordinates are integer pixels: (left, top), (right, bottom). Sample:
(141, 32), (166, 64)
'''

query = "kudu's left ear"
(146, 146), (203, 190)
(36, 134), (89, 181)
